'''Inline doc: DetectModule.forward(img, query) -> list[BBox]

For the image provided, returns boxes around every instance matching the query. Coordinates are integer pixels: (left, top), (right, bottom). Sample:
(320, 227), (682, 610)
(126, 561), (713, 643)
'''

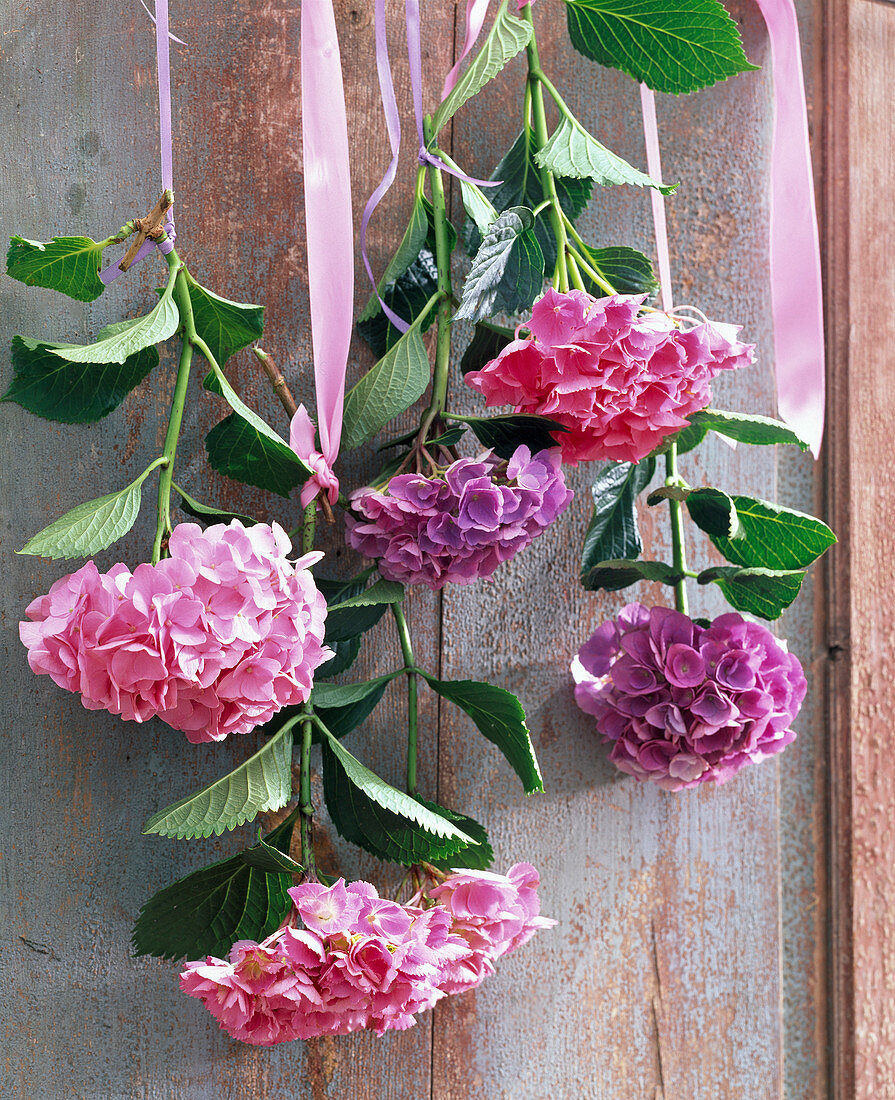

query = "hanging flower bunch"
(4, 0), (832, 1050)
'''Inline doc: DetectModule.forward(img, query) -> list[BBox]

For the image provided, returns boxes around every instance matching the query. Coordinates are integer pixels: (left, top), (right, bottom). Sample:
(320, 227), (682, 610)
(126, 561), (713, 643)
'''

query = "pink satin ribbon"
(753, 0), (824, 458)
(100, 0), (176, 285)
(293, 0), (354, 505)
(442, 0), (492, 99)
(638, 84), (673, 314)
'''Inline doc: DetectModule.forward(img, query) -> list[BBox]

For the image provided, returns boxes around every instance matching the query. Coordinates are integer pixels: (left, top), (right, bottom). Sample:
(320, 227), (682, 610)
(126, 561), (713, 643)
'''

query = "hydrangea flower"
(180, 869), (554, 1043)
(571, 604), (806, 789)
(19, 520), (331, 743)
(465, 289), (755, 465)
(345, 445), (572, 590)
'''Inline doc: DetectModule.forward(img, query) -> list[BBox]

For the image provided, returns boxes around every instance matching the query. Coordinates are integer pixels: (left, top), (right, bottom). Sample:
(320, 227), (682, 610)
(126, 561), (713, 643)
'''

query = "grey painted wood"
(0, 2), (827, 1097)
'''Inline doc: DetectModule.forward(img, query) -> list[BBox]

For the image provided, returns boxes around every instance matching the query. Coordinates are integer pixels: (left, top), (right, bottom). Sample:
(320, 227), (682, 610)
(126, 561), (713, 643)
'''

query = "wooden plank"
(433, 4), (798, 1097)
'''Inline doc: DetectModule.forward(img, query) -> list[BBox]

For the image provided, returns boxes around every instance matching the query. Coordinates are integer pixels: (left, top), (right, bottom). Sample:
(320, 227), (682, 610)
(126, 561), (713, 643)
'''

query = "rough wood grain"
(0, 1), (831, 1097)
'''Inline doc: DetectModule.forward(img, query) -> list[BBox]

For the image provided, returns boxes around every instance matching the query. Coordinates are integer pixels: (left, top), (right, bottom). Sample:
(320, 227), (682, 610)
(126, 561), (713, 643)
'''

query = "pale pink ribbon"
(100, 0), (176, 285)
(293, 0), (354, 507)
(442, 0), (493, 99)
(638, 0), (824, 459)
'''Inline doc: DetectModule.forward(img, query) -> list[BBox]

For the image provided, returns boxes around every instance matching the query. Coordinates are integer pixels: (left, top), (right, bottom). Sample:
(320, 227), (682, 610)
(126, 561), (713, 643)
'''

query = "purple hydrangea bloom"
(345, 446), (573, 590)
(571, 604), (807, 790)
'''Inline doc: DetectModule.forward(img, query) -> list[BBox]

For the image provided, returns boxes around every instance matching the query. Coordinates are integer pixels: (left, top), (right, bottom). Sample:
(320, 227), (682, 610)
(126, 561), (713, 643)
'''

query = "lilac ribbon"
(754, 0), (824, 458)
(292, 0), (354, 503)
(100, 0), (176, 285)
(442, 0), (492, 100)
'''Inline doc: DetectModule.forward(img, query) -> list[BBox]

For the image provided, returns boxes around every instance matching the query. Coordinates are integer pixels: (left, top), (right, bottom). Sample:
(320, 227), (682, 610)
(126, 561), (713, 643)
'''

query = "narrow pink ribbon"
(442, 0), (492, 99)
(293, 0), (354, 505)
(754, 0), (824, 458)
(638, 84), (673, 314)
(100, 0), (176, 285)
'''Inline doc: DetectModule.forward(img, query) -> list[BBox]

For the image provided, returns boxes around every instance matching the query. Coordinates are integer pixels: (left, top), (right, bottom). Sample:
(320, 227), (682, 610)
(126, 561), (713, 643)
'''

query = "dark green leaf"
(646, 485), (690, 505)
(184, 271), (263, 367)
(423, 800), (493, 871)
(686, 486), (739, 538)
(565, 0), (758, 95)
(312, 672), (402, 740)
(342, 314), (432, 450)
(419, 673), (543, 794)
(581, 558), (683, 592)
(581, 459), (655, 571)
(670, 418), (710, 455)
(132, 816), (298, 961)
(432, 0), (533, 134)
(687, 408), (812, 451)
(708, 495), (836, 570)
(327, 578), (405, 612)
(464, 130), (593, 272)
(536, 116), (675, 193)
(320, 733), (480, 865)
(460, 325), (512, 376)
(696, 565), (806, 620)
(173, 483), (260, 527)
(315, 574), (371, 680)
(205, 412), (311, 497)
(51, 283), (179, 365)
(142, 716), (298, 840)
(6, 234), (107, 302)
(456, 207), (545, 322)
(18, 462), (158, 559)
(452, 413), (568, 460)
(240, 839), (304, 875)
(3, 334), (158, 423)
(576, 244), (659, 297)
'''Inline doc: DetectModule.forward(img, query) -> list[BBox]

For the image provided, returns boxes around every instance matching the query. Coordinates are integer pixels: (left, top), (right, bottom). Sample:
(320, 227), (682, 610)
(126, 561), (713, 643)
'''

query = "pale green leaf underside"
(18, 479), (145, 560)
(52, 286), (180, 364)
(6, 234), (107, 302)
(536, 115), (675, 193)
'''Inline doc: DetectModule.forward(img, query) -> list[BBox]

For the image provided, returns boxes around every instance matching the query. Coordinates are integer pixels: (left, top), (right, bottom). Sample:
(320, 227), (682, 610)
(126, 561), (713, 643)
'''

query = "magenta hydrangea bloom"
(345, 445), (573, 590)
(181, 869), (555, 1043)
(429, 862), (557, 994)
(465, 289), (755, 465)
(19, 520), (331, 743)
(571, 604), (807, 789)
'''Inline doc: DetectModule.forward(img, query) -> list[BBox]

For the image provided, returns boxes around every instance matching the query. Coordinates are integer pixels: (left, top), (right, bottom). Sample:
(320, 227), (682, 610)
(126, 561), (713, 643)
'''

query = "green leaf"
(327, 578), (405, 612)
(357, 193), (430, 330)
(451, 413), (568, 460)
(205, 413), (311, 498)
(465, 130), (593, 272)
(708, 495), (836, 571)
(311, 672), (403, 740)
(6, 234), (107, 302)
(324, 580), (404, 646)
(646, 484), (690, 505)
(380, 425), (467, 451)
(687, 408), (812, 451)
(581, 558), (683, 592)
(173, 483), (260, 527)
(183, 271), (263, 367)
(419, 673), (543, 795)
(668, 418), (709, 455)
(315, 575), (370, 680)
(320, 731), (480, 865)
(240, 838), (304, 875)
(18, 461), (159, 559)
(142, 717), (298, 840)
(565, 0), (758, 95)
(432, 0), (533, 134)
(536, 115), (675, 193)
(581, 459), (655, 572)
(3, 334), (158, 423)
(132, 816), (298, 961)
(456, 207), (545, 322)
(459, 180), (499, 236)
(51, 283), (179, 365)
(576, 244), (659, 297)
(357, 250), (440, 359)
(422, 800), (493, 871)
(342, 314), (432, 450)
(686, 486), (739, 538)
(696, 565), (806, 620)
(460, 325), (512, 377)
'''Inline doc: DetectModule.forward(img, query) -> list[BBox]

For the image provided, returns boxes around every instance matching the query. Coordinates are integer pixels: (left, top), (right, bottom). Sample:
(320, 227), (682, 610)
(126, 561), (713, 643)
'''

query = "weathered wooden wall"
(0, 2), (830, 1098)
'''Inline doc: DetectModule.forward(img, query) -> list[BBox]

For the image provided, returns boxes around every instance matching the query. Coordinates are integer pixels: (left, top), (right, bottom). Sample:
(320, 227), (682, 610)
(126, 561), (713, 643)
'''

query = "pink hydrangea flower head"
(20, 520), (332, 743)
(571, 603), (807, 789)
(465, 289), (755, 465)
(345, 445), (573, 590)
(429, 863), (556, 994)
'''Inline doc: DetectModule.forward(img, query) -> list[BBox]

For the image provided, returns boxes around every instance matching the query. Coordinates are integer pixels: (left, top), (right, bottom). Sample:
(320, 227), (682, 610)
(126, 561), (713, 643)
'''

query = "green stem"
(391, 602), (419, 796)
(665, 443), (689, 615)
(522, 6), (569, 293)
(418, 117), (454, 446)
(566, 250), (586, 292)
(564, 242), (617, 296)
(152, 254), (193, 564)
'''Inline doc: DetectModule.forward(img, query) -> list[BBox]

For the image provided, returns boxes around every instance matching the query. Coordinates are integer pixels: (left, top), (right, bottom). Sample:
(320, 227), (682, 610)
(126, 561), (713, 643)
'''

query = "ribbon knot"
(290, 405), (340, 510)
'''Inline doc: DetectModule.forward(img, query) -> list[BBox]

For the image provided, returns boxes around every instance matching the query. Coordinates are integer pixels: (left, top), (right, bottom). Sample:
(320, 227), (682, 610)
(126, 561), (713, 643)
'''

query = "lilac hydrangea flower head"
(19, 520), (331, 743)
(571, 603), (807, 789)
(345, 445), (573, 590)
(465, 289), (755, 465)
